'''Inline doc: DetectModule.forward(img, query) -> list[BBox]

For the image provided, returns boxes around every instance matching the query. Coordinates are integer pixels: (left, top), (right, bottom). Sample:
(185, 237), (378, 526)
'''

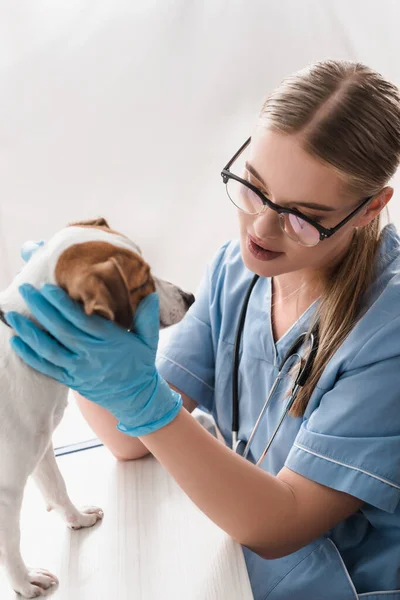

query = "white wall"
(0, 0), (399, 292)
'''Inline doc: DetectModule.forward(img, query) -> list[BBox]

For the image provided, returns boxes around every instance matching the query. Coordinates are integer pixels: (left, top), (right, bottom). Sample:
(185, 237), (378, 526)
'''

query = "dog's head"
(24, 218), (194, 329)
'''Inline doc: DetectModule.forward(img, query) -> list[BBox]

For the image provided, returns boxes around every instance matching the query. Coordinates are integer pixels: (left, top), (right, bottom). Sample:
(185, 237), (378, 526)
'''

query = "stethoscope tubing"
(241, 354), (301, 461)
(231, 274), (319, 465)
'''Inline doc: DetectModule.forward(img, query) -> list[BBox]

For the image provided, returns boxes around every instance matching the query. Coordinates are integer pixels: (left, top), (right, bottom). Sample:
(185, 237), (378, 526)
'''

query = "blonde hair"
(259, 60), (400, 417)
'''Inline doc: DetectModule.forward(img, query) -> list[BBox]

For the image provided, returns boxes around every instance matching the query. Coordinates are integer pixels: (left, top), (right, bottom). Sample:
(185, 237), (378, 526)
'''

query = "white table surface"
(0, 445), (254, 599)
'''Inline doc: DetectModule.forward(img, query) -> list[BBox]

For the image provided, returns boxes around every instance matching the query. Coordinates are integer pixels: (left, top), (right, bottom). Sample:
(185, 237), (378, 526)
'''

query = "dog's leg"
(0, 486), (58, 598)
(32, 444), (103, 529)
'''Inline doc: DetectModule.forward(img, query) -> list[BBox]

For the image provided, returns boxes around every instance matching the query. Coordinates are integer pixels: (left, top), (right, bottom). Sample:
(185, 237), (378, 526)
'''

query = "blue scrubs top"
(157, 224), (400, 600)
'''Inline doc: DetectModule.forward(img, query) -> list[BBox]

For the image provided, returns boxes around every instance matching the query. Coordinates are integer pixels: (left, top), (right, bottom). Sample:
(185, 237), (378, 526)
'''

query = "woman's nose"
(253, 207), (281, 240)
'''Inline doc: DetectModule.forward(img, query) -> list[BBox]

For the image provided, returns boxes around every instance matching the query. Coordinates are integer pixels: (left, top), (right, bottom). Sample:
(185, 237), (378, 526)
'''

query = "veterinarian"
(7, 60), (400, 599)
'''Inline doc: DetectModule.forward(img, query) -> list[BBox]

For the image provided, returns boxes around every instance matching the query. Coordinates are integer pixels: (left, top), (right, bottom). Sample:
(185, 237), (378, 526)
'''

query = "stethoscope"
(232, 274), (319, 466)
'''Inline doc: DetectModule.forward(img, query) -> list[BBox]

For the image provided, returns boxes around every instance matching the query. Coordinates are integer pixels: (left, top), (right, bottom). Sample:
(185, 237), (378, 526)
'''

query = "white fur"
(0, 226), (191, 597)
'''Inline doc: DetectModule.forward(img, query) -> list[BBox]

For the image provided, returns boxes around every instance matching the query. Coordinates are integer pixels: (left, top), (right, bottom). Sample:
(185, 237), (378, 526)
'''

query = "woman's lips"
(247, 235), (283, 261)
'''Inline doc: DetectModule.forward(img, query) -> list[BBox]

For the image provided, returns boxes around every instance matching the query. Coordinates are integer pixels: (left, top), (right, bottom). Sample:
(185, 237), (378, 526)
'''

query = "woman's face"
(237, 128), (371, 280)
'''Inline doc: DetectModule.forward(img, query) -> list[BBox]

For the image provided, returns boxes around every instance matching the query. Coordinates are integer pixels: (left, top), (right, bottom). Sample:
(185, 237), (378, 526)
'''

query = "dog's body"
(0, 220), (193, 597)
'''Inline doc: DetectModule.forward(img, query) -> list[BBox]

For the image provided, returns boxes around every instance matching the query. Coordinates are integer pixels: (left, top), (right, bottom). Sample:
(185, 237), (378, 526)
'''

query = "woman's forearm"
(74, 392), (151, 460)
(139, 407), (296, 558)
(74, 384), (199, 461)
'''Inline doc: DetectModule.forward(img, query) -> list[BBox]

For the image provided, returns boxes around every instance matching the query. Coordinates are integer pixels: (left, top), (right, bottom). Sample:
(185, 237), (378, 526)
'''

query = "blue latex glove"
(21, 240), (45, 262)
(5, 285), (182, 436)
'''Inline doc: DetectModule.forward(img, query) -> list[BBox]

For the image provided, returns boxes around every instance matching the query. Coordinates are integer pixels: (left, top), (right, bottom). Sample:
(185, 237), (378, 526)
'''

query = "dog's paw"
(67, 505), (104, 530)
(14, 568), (58, 598)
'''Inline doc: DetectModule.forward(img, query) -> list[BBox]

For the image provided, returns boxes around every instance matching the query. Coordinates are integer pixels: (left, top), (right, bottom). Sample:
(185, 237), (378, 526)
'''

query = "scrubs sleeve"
(285, 315), (400, 513)
(156, 242), (230, 413)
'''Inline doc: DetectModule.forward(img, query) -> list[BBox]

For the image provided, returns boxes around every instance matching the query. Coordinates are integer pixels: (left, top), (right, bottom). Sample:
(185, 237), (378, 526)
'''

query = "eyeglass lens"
(226, 144), (320, 246)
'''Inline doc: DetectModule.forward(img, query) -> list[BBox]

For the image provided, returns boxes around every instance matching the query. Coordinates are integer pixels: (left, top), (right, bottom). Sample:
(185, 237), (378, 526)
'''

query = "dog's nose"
(182, 292), (195, 307)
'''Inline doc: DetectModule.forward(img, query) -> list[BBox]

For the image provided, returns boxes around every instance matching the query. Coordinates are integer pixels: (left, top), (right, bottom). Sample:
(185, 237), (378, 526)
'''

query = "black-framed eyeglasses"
(221, 137), (374, 247)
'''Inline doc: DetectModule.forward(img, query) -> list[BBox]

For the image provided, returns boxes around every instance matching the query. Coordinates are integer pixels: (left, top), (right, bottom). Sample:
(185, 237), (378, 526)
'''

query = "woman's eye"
(246, 174), (269, 196)
(285, 205), (323, 223)
(303, 213), (323, 223)
(245, 172), (325, 222)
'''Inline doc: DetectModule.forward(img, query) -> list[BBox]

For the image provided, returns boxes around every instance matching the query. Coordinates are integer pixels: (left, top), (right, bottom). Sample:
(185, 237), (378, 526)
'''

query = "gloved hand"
(20, 240), (45, 262)
(5, 285), (182, 436)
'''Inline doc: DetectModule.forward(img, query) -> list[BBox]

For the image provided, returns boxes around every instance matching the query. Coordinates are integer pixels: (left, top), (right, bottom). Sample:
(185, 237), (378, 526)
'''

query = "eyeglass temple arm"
(222, 137), (252, 172)
(322, 195), (374, 238)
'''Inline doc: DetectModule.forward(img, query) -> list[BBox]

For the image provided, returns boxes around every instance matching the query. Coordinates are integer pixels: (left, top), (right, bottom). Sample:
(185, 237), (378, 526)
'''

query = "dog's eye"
(130, 276), (150, 294)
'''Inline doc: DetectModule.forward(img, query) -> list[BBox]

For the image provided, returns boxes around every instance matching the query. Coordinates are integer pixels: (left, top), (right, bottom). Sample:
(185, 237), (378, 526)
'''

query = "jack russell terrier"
(0, 217), (194, 598)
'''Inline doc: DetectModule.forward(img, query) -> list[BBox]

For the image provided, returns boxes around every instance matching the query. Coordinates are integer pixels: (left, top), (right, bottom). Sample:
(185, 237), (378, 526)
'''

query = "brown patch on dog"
(55, 241), (155, 329)
(69, 217), (111, 229)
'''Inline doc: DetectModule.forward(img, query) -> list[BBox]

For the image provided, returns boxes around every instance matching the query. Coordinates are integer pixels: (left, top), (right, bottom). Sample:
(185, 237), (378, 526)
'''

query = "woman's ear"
(354, 186), (393, 227)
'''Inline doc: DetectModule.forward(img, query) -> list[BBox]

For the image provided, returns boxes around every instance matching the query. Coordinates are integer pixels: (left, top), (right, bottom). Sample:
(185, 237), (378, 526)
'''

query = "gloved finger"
(18, 284), (90, 351)
(39, 284), (113, 339)
(5, 311), (76, 368)
(10, 336), (70, 385)
(21, 240), (45, 263)
(133, 293), (160, 343)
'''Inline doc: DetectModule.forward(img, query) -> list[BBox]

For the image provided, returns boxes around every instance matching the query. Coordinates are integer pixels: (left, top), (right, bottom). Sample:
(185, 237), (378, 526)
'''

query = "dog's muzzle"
(0, 308), (11, 328)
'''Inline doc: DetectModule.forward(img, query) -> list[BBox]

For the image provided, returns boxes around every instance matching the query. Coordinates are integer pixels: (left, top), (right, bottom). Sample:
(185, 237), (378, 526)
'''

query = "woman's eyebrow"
(244, 161), (337, 212)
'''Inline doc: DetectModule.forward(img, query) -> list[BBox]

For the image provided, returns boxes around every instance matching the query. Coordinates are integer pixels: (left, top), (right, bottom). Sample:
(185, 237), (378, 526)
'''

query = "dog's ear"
(55, 244), (155, 329)
(77, 256), (134, 329)
(69, 217), (111, 229)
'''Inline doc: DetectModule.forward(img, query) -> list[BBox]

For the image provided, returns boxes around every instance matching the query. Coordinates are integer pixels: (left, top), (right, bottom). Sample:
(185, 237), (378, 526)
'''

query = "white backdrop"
(1, 0), (399, 293)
